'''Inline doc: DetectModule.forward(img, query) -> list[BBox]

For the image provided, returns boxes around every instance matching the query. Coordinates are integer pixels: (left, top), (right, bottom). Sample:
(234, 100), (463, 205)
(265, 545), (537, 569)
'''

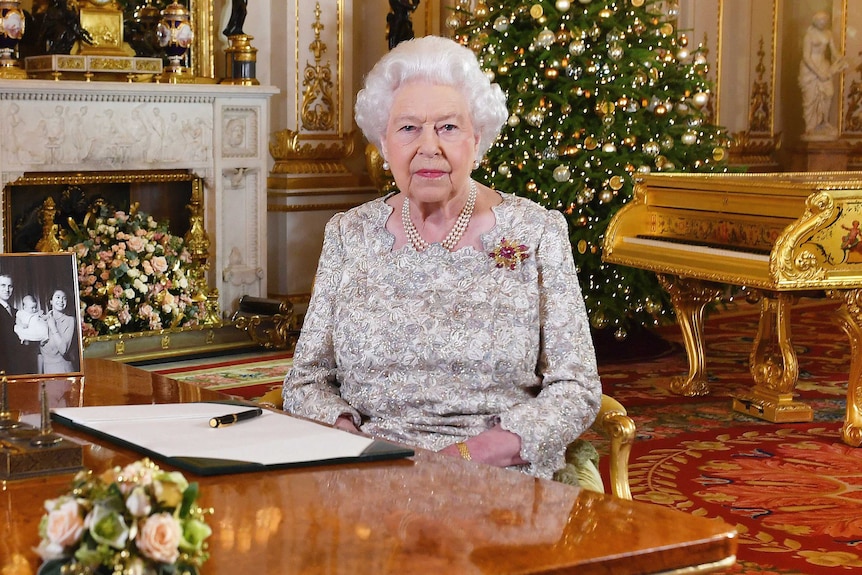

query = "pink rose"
(127, 236), (146, 252)
(86, 304), (103, 320)
(136, 513), (181, 564)
(106, 298), (122, 313)
(151, 256), (168, 274)
(36, 497), (85, 560)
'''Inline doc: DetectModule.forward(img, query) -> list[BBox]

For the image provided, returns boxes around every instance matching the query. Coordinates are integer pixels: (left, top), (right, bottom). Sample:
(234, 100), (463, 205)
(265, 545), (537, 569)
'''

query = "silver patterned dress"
(282, 191), (601, 478)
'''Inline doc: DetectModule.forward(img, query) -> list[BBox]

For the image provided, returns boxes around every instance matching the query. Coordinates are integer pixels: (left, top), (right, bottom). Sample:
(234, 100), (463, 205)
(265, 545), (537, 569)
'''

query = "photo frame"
(0, 253), (83, 380)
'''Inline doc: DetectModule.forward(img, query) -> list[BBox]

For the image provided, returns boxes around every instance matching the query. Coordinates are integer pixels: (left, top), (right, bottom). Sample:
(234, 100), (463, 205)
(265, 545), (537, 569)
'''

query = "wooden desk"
(3, 359), (737, 574)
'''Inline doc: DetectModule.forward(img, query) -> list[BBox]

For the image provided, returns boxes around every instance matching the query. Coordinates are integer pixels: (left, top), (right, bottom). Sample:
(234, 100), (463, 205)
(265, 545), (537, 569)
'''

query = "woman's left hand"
(439, 424), (527, 468)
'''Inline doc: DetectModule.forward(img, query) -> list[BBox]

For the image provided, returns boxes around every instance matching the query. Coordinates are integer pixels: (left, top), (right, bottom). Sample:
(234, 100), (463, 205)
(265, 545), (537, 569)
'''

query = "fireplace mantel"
(0, 79), (278, 317)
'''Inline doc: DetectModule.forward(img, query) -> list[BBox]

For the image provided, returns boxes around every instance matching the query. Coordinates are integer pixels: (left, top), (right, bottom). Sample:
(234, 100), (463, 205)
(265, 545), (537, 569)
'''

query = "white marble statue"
(798, 11), (848, 140)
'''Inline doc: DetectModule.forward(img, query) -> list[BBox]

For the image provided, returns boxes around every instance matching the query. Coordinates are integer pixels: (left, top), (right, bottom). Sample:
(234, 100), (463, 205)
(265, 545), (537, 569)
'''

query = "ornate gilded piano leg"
(657, 274), (722, 396)
(732, 293), (812, 423)
(826, 289), (862, 447)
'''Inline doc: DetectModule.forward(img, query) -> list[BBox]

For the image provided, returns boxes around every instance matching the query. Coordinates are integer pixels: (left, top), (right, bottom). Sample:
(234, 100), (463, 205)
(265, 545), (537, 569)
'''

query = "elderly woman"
(282, 36), (602, 484)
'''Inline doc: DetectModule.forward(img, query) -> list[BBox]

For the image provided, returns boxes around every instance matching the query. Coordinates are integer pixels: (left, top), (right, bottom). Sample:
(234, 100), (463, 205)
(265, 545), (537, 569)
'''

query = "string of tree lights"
(451, 0), (731, 342)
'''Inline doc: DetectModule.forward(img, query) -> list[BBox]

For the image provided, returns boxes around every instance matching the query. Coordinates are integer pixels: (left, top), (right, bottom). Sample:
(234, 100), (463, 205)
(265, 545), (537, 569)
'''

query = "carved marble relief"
(221, 107), (259, 158)
(1, 101), (213, 169)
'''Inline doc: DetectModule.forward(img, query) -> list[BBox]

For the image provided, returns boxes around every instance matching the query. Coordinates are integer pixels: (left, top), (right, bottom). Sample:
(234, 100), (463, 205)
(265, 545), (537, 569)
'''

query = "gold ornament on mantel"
(76, 0), (134, 57)
(0, 0), (27, 78)
(157, 1), (194, 82)
(221, 34), (260, 85)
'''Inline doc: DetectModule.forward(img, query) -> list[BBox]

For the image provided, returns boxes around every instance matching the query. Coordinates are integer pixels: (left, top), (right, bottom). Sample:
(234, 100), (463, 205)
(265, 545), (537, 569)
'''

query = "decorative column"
(267, 0), (378, 307)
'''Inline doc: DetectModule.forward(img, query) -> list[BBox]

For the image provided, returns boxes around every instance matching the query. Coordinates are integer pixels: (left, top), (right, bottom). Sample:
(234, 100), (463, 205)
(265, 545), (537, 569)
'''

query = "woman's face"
(51, 290), (67, 312)
(381, 80), (480, 204)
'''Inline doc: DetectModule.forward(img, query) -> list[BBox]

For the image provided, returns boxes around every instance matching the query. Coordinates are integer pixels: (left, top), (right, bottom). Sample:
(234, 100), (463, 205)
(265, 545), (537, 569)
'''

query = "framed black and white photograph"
(0, 252), (83, 379)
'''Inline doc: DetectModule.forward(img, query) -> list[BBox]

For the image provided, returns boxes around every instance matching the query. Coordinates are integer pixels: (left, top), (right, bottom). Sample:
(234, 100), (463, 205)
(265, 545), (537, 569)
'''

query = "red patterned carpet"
(600, 299), (860, 574)
(146, 298), (860, 573)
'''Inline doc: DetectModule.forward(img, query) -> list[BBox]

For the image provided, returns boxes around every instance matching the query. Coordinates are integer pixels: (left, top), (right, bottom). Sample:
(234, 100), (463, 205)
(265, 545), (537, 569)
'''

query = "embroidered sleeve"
(282, 213), (361, 426)
(497, 209), (602, 474)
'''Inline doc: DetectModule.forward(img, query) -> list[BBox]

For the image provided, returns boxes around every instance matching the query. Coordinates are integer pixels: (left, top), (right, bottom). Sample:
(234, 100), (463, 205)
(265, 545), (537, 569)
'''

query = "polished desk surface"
(2, 359), (737, 574)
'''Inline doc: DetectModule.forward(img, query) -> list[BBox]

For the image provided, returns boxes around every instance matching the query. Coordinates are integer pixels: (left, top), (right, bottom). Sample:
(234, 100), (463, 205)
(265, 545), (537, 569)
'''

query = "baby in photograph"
(14, 295), (49, 343)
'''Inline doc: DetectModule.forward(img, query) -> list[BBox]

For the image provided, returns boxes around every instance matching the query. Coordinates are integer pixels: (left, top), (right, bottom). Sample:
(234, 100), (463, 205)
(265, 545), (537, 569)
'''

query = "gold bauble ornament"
(713, 147), (726, 161)
(590, 310), (609, 330)
(596, 100), (615, 116)
(475, 2), (489, 18)
(530, 4), (544, 19)
(691, 91), (710, 109)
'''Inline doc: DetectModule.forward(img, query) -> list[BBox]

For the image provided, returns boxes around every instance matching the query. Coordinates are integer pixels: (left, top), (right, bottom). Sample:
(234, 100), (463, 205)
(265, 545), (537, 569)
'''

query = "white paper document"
(52, 403), (381, 467)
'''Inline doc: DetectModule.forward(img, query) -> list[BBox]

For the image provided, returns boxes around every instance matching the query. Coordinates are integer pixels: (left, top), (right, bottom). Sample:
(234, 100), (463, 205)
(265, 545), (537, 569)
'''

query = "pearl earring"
(473, 160), (480, 170)
(382, 161), (390, 171)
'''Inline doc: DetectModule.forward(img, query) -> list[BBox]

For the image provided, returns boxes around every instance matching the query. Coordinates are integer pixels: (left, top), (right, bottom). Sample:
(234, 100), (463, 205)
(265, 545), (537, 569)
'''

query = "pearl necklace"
(402, 181), (478, 252)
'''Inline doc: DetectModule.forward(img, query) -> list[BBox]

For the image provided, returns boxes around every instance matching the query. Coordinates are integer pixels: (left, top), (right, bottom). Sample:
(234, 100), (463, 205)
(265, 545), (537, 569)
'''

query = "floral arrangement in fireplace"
(62, 204), (206, 337)
(35, 458), (212, 575)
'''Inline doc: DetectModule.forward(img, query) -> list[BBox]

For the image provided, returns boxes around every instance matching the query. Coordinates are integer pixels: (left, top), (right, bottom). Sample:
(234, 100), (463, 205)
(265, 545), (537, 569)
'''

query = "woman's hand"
(439, 424), (527, 468)
(333, 414), (361, 434)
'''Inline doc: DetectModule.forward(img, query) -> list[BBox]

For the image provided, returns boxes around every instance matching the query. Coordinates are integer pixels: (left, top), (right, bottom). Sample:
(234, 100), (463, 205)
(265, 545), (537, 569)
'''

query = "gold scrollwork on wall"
(749, 37), (771, 133)
(301, 3), (335, 131)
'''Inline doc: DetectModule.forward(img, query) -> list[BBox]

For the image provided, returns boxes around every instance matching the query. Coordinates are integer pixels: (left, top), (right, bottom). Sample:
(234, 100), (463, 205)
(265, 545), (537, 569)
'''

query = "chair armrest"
(257, 388), (284, 410)
(592, 394), (636, 500)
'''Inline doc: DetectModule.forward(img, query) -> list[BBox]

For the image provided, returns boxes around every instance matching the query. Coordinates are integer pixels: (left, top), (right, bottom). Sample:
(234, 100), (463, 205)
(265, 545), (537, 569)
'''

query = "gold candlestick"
(30, 381), (62, 447)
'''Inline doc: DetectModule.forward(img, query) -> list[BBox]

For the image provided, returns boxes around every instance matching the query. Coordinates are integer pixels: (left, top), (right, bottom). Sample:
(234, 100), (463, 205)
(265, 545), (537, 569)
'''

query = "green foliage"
(454, 0), (731, 337)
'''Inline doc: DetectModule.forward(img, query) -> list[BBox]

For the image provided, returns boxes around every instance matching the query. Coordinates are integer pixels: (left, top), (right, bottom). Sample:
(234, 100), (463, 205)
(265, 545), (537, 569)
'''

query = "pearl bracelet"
(456, 442), (472, 461)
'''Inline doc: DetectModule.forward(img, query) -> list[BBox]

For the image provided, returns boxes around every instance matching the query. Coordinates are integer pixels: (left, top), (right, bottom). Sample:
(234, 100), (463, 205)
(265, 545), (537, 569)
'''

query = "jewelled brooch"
(489, 237), (530, 270)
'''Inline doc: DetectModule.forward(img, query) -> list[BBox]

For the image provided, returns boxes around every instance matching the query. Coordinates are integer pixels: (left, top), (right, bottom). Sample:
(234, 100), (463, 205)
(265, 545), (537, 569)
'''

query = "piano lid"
(602, 171), (862, 290)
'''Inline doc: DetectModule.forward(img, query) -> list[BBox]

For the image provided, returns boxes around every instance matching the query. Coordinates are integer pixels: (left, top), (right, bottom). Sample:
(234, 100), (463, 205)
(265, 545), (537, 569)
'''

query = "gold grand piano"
(602, 171), (862, 447)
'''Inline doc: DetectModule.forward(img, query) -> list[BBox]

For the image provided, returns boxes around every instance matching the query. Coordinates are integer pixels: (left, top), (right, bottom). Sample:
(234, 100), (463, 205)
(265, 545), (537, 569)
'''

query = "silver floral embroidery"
(283, 192), (601, 479)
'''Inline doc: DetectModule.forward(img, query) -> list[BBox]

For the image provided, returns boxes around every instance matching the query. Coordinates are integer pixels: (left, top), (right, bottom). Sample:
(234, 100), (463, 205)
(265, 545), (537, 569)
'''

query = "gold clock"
(77, 0), (132, 56)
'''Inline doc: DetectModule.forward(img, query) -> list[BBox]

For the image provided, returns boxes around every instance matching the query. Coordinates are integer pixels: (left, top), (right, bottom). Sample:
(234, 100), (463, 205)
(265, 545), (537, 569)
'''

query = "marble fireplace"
(0, 79), (277, 318)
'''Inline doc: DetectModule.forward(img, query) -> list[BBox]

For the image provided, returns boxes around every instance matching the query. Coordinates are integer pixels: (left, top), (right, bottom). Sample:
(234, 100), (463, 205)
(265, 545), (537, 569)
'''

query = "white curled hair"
(354, 35), (509, 161)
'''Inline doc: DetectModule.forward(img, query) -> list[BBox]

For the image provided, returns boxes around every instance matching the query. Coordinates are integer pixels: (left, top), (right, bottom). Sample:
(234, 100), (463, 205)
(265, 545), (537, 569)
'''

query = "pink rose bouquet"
(61, 204), (206, 337)
(36, 458), (211, 575)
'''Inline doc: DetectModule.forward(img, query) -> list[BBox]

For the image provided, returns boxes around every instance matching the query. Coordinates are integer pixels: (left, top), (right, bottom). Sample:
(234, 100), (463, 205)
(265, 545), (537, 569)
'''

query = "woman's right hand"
(334, 414), (361, 434)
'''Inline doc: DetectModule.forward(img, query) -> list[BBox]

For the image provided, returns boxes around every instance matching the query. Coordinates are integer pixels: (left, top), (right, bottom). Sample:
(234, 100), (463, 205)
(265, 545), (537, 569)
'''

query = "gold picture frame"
(0, 253), (83, 379)
(191, 0), (215, 80)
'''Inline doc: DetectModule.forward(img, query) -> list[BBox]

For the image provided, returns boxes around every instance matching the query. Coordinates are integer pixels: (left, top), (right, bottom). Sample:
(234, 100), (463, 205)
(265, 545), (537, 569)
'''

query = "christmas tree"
(452, 0), (730, 341)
